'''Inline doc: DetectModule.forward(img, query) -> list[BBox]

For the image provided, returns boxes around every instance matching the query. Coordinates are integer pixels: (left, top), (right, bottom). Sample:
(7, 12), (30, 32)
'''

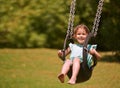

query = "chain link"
(67, 0), (76, 39)
(63, 0), (104, 61)
(92, 0), (104, 37)
(67, 0), (104, 38)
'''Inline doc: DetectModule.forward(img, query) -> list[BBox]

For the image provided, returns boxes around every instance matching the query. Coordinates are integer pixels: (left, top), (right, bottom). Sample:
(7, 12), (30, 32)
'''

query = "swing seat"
(67, 45), (97, 83)
(59, 0), (103, 84)
(67, 63), (92, 83)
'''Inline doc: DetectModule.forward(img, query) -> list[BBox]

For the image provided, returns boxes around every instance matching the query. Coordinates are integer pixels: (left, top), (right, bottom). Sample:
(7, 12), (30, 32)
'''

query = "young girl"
(57, 24), (101, 85)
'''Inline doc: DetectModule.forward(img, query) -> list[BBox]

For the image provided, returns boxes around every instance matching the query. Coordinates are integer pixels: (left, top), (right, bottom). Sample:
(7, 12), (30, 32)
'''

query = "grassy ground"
(0, 48), (120, 88)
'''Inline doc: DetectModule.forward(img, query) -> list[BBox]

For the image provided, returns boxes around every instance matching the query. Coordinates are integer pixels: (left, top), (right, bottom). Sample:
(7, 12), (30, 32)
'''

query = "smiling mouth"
(78, 38), (84, 40)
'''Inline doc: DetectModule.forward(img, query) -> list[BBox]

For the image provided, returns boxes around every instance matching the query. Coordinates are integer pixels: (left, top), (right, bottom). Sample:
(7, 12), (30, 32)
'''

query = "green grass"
(0, 48), (120, 88)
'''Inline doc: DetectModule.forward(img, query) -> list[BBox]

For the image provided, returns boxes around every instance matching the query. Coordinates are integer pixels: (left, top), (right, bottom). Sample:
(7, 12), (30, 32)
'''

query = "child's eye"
(77, 33), (86, 35)
(82, 33), (86, 35)
(77, 33), (81, 35)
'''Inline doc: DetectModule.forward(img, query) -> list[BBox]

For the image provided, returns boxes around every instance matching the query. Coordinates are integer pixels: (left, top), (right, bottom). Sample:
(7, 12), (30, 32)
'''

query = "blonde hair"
(73, 24), (90, 35)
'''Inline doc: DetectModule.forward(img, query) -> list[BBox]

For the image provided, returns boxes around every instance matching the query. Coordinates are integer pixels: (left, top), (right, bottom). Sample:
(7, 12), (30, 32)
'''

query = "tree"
(0, 0), (120, 54)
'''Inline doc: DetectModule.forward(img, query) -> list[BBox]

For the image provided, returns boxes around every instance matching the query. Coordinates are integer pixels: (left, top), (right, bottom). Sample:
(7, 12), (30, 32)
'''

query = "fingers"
(58, 50), (63, 58)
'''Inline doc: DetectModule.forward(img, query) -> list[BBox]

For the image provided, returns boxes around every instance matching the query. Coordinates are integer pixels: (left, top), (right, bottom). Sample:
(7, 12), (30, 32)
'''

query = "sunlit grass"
(0, 48), (120, 88)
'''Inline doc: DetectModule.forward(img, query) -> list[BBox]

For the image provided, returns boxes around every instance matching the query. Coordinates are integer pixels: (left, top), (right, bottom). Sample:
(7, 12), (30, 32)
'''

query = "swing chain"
(67, 0), (104, 38)
(92, 0), (104, 37)
(62, 0), (76, 61)
(67, 0), (76, 39)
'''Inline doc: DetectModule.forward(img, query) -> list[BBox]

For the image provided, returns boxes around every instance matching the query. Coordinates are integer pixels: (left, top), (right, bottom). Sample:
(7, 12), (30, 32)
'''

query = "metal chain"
(92, 0), (104, 37)
(67, 0), (104, 38)
(62, 0), (104, 61)
(67, 0), (76, 39)
(62, 0), (76, 61)
(83, 0), (104, 69)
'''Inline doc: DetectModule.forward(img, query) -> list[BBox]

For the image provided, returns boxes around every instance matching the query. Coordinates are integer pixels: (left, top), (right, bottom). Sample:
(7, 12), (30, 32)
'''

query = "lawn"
(0, 48), (119, 88)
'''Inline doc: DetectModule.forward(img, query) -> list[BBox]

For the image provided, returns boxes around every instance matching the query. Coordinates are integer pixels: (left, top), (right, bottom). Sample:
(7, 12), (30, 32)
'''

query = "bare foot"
(58, 74), (64, 83)
(67, 79), (76, 85)
(67, 81), (76, 85)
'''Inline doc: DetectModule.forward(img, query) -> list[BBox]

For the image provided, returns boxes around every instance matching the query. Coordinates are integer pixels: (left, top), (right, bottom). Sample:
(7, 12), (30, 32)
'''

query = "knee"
(73, 58), (80, 63)
(65, 59), (72, 65)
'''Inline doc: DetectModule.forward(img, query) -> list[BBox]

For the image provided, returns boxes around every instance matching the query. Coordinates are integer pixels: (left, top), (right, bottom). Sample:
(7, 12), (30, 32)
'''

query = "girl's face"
(74, 28), (88, 44)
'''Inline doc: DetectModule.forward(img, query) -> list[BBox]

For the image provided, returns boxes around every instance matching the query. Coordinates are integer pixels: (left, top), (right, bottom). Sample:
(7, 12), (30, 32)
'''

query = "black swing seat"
(60, 44), (97, 83)
(67, 63), (93, 83)
(59, 0), (103, 84)
(60, 56), (97, 83)
(67, 45), (97, 83)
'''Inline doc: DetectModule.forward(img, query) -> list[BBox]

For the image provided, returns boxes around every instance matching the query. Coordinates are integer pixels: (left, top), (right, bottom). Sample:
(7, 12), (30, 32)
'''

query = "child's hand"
(89, 49), (95, 55)
(58, 50), (63, 58)
(89, 49), (101, 59)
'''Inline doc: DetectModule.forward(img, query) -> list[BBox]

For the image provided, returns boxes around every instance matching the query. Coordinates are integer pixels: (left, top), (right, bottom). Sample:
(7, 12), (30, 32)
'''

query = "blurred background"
(0, 0), (119, 50)
(0, 0), (120, 88)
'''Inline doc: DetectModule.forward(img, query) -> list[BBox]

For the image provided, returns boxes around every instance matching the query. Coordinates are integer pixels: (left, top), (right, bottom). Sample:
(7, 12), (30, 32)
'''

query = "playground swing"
(59, 0), (104, 83)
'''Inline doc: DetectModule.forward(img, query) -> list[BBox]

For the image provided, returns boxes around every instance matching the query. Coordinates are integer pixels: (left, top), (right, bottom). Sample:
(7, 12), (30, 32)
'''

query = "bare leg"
(58, 59), (72, 83)
(68, 58), (80, 84)
(61, 59), (72, 75)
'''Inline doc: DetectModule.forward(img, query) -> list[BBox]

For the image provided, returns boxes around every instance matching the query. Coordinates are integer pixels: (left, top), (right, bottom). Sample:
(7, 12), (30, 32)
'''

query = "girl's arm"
(58, 47), (71, 58)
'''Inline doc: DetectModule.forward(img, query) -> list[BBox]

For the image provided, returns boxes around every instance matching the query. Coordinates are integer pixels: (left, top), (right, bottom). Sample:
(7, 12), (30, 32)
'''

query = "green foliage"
(0, 0), (120, 53)
(96, 0), (120, 51)
(0, 0), (69, 48)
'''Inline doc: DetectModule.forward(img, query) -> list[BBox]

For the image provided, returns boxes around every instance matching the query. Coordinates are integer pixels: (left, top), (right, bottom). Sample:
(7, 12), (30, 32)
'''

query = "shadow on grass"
(100, 55), (120, 63)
